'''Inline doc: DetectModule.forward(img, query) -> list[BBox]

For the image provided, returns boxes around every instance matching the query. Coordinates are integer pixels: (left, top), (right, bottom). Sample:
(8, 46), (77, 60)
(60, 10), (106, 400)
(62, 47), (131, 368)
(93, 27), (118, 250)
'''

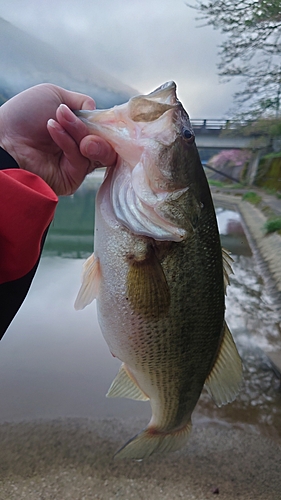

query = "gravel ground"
(0, 417), (280, 500)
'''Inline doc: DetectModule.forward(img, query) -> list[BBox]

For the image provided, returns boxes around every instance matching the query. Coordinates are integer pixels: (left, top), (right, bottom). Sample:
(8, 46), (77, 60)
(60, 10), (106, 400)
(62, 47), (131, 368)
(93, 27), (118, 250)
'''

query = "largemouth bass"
(75, 82), (243, 460)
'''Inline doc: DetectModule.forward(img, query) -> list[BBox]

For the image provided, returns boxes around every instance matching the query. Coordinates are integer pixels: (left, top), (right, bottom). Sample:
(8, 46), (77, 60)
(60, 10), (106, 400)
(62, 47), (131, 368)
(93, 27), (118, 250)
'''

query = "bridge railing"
(190, 119), (230, 130)
(190, 119), (254, 130)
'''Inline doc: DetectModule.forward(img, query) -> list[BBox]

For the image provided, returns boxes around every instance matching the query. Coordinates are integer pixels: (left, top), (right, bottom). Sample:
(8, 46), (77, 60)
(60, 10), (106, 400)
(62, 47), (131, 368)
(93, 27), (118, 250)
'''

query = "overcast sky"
(0, 0), (239, 118)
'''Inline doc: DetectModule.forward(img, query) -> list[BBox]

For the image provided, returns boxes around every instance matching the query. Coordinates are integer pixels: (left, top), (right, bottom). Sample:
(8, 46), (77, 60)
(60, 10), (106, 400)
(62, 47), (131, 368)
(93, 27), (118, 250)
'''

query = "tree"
(189, 1), (281, 118)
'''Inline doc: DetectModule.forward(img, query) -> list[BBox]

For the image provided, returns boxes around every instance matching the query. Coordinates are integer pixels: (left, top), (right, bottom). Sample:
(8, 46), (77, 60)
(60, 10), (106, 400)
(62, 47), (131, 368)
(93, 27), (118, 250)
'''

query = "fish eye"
(182, 128), (194, 142)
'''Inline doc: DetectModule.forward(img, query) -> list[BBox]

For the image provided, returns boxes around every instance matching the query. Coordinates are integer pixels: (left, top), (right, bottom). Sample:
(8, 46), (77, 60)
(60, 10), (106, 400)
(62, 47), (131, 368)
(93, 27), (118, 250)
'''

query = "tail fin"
(115, 421), (192, 460)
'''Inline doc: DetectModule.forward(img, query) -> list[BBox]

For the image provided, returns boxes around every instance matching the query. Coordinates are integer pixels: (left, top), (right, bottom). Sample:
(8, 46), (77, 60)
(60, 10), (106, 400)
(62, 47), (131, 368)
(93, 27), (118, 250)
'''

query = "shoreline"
(212, 187), (281, 375)
(211, 189), (281, 300)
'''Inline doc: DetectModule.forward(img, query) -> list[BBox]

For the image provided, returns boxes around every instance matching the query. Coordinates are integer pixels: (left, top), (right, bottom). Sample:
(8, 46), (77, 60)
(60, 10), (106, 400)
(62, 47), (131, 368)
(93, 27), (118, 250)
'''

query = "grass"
(255, 187), (281, 199)
(264, 216), (281, 235)
(242, 191), (262, 205)
(208, 180), (244, 189)
(262, 151), (281, 160)
(208, 180), (225, 187)
(228, 183), (245, 189)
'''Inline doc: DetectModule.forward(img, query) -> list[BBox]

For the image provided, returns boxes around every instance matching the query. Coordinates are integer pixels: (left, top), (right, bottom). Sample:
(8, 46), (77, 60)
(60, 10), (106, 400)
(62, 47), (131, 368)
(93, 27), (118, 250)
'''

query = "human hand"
(0, 84), (117, 195)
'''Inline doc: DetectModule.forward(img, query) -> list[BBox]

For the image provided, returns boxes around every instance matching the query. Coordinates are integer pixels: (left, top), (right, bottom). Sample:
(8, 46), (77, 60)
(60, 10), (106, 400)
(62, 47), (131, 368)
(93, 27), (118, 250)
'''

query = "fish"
(74, 81), (243, 460)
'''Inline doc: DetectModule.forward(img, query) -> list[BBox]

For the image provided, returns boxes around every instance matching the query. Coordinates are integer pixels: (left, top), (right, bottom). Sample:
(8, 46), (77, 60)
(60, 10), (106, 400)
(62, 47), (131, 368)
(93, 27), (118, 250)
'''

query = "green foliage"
(208, 180), (225, 187)
(242, 191), (262, 204)
(256, 157), (281, 191)
(237, 118), (281, 138)
(264, 216), (281, 234)
(264, 186), (281, 195)
(262, 151), (281, 159)
(251, 1), (281, 24)
(226, 182), (245, 189)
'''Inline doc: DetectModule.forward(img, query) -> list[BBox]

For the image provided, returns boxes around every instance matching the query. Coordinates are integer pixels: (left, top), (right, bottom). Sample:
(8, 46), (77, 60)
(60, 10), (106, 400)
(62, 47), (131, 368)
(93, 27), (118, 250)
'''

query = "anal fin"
(205, 322), (243, 407)
(74, 253), (101, 310)
(107, 363), (149, 401)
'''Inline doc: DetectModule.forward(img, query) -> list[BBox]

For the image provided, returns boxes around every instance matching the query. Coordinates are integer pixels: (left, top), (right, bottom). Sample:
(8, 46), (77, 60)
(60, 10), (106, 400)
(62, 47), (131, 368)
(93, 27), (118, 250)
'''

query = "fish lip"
(153, 81), (177, 91)
(147, 81), (178, 103)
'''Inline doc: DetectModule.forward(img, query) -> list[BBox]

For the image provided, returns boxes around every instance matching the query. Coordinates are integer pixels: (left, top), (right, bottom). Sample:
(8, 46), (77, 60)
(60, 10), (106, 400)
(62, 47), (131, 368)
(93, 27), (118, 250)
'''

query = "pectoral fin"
(74, 253), (101, 310)
(204, 322), (243, 407)
(127, 246), (170, 319)
(107, 363), (149, 401)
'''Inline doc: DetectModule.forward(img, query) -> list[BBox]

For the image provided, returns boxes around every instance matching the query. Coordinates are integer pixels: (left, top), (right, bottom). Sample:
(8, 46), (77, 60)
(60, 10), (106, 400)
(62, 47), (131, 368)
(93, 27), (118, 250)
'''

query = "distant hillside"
(0, 17), (137, 108)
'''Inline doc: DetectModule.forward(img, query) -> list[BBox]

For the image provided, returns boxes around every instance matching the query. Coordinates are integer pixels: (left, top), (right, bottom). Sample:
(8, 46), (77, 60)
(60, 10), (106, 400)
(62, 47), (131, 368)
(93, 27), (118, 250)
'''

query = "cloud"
(0, 0), (237, 117)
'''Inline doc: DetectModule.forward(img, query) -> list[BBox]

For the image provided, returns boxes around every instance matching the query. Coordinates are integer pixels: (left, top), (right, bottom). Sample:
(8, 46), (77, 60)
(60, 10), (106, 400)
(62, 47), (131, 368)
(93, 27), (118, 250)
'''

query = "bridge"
(190, 119), (268, 162)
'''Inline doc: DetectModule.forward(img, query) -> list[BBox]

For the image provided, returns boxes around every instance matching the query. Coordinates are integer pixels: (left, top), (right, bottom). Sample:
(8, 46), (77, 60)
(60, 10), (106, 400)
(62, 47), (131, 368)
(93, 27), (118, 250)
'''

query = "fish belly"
(94, 180), (226, 460)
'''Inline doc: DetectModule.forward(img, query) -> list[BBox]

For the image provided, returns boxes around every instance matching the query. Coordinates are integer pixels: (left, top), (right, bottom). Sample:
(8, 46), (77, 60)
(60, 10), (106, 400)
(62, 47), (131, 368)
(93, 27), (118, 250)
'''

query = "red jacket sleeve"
(0, 165), (58, 285)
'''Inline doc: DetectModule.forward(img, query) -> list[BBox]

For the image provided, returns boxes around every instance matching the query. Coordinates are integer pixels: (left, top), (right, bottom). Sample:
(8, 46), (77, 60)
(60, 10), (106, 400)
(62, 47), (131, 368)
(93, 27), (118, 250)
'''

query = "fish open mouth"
(75, 81), (179, 135)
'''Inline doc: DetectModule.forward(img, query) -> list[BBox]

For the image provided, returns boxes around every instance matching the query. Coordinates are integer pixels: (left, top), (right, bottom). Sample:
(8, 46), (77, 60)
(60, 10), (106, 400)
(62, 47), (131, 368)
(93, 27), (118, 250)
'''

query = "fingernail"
(47, 119), (64, 132)
(59, 104), (76, 123)
(86, 141), (101, 158)
(47, 118), (57, 128)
